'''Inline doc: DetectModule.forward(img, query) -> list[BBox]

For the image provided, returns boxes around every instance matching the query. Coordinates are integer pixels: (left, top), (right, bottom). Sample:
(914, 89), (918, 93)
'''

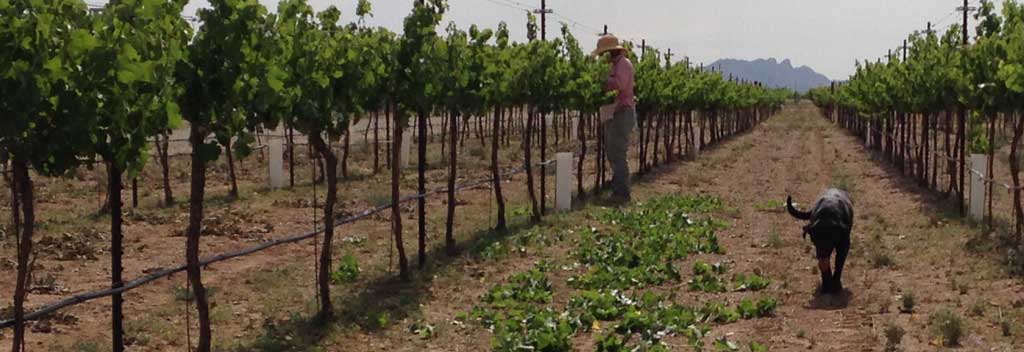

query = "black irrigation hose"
(0, 162), (537, 329)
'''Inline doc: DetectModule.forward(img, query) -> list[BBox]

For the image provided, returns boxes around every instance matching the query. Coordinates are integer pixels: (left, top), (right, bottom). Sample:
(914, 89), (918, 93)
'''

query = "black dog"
(786, 188), (853, 295)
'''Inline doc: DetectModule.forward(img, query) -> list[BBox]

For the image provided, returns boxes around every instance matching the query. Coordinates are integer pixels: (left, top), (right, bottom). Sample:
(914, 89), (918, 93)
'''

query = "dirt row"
(333, 101), (1023, 351)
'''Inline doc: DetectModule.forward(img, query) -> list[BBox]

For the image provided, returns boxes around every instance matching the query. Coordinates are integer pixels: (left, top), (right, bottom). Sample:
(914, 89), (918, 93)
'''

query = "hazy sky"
(173, 0), (985, 80)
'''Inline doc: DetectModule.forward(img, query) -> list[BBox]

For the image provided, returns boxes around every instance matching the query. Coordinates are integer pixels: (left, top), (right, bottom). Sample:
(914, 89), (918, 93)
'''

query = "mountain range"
(706, 58), (830, 93)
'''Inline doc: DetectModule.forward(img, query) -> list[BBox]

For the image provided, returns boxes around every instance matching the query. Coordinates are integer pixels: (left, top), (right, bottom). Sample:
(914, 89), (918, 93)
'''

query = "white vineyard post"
(969, 153), (987, 221)
(556, 152), (573, 211)
(865, 120), (871, 147)
(400, 130), (412, 169)
(269, 128), (284, 189)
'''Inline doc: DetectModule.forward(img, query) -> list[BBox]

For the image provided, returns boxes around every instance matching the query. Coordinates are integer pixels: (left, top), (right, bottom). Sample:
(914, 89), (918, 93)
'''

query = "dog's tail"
(786, 195), (812, 220)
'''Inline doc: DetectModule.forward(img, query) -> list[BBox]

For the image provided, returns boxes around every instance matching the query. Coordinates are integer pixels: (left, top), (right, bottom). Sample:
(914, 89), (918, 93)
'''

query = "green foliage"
(330, 254), (359, 284)
(732, 273), (772, 292)
(689, 261), (728, 293)
(0, 0), (96, 175)
(735, 298), (778, 319)
(714, 337), (739, 351)
(571, 196), (727, 290)
(481, 268), (553, 307)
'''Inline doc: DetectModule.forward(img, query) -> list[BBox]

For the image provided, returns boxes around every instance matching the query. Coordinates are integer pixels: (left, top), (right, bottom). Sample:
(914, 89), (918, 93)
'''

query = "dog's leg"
(831, 234), (851, 293)
(818, 258), (833, 294)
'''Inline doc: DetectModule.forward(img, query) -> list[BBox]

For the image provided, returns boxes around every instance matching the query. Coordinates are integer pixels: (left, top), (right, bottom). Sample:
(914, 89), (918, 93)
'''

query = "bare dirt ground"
(4, 102), (1023, 351)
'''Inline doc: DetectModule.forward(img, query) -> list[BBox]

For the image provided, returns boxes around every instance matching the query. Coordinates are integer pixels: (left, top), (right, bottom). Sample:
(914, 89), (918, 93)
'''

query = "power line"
(477, 0), (532, 13)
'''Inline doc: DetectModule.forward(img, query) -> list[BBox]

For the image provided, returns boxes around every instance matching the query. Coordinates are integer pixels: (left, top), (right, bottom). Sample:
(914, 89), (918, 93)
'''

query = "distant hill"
(706, 58), (830, 93)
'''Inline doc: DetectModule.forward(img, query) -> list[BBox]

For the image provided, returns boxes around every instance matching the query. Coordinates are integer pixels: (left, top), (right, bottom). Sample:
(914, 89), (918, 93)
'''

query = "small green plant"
(930, 309), (965, 347)
(883, 321), (905, 352)
(748, 341), (769, 352)
(736, 298), (778, 319)
(376, 312), (391, 328)
(408, 321), (436, 340)
(733, 273), (771, 292)
(689, 261), (728, 293)
(795, 329), (806, 339)
(714, 337), (739, 351)
(330, 254), (360, 284)
(899, 292), (915, 313)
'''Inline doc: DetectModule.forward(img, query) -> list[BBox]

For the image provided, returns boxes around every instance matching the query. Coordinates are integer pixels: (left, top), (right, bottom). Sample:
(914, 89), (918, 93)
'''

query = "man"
(594, 34), (636, 203)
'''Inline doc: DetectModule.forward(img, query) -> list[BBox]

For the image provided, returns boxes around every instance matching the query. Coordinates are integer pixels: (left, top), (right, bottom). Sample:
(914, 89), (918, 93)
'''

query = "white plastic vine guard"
(556, 152), (573, 211)
(269, 133), (284, 189)
(399, 131), (412, 169)
(969, 154), (987, 221)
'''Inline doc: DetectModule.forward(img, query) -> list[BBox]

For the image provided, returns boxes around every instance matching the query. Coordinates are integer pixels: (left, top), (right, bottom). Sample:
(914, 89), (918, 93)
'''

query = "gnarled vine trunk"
(308, 133), (337, 319)
(10, 159), (33, 352)
(186, 125), (212, 352)
(492, 106), (507, 232)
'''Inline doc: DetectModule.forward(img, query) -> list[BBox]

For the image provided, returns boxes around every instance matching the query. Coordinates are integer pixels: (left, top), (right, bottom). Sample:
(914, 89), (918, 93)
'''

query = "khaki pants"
(603, 107), (636, 198)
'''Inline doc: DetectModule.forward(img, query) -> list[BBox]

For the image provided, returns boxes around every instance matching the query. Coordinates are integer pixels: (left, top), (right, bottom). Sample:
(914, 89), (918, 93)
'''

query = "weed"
(969, 301), (986, 317)
(899, 292), (915, 313)
(795, 329), (806, 339)
(753, 199), (784, 212)
(929, 309), (965, 346)
(883, 321), (905, 352)
(766, 229), (784, 249)
(999, 314), (1012, 336)
(366, 188), (391, 208)
(871, 251), (894, 268)
(958, 283), (969, 295)
(748, 341), (769, 352)
(172, 286), (216, 302)
(408, 321), (436, 340)
(330, 254), (360, 284)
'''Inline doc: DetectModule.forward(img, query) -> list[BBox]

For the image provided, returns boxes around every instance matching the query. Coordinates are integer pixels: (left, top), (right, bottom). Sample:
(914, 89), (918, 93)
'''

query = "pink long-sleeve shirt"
(604, 54), (636, 109)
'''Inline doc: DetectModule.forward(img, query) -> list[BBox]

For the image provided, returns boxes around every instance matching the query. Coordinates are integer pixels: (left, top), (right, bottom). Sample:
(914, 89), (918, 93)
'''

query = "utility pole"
(666, 48), (673, 66)
(957, 0), (976, 45)
(533, 0), (552, 40)
(641, 39), (646, 59)
(902, 39), (907, 61)
(603, 25), (608, 35)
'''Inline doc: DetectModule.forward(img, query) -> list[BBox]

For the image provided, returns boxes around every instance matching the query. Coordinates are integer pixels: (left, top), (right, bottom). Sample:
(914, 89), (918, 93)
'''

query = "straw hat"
(592, 34), (625, 56)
